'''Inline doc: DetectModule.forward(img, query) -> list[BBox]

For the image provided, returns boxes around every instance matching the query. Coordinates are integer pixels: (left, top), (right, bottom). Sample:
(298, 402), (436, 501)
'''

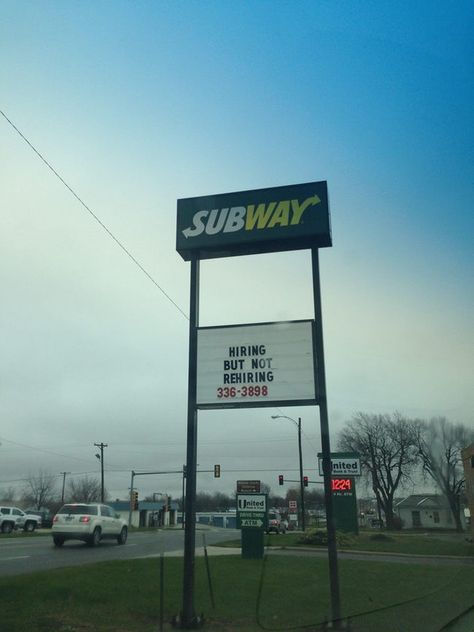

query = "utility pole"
(271, 415), (306, 531)
(60, 472), (70, 503)
(94, 442), (108, 503)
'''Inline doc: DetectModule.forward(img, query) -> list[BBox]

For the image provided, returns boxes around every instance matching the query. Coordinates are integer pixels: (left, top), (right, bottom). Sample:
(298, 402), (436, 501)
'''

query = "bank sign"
(176, 181), (331, 261)
(317, 452), (362, 477)
(196, 320), (317, 409)
(237, 494), (267, 529)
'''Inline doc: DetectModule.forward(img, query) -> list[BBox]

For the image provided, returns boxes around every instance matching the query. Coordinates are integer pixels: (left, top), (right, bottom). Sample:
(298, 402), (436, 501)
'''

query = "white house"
(395, 494), (467, 530)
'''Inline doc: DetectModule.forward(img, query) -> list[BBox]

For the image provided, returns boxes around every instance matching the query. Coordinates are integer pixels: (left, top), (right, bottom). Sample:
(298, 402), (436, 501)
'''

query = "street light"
(271, 415), (306, 531)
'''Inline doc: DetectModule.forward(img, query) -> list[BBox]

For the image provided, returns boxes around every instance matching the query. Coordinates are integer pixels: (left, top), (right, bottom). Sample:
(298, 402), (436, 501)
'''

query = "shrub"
(369, 532), (395, 542)
(298, 529), (355, 547)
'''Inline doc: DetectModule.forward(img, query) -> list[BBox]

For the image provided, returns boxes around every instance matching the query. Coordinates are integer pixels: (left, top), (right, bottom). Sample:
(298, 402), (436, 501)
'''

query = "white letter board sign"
(196, 320), (318, 409)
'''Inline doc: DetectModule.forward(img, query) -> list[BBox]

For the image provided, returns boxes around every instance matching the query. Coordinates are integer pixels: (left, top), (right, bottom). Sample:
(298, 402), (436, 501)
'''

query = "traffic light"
(131, 490), (139, 510)
(214, 464), (221, 478)
(278, 474), (284, 486)
(303, 476), (309, 487)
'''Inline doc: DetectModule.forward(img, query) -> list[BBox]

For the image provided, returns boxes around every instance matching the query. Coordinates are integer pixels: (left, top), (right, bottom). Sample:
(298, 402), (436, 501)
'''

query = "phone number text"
(217, 385), (268, 398)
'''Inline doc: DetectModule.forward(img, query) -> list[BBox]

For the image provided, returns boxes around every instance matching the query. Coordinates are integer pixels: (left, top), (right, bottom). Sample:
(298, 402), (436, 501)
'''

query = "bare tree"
(23, 470), (57, 509)
(195, 491), (235, 512)
(338, 412), (418, 529)
(0, 487), (16, 503)
(68, 476), (102, 503)
(415, 417), (473, 532)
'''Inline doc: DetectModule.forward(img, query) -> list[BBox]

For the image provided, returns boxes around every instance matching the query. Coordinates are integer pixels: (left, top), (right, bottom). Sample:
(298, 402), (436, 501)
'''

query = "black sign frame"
(177, 181), (331, 261)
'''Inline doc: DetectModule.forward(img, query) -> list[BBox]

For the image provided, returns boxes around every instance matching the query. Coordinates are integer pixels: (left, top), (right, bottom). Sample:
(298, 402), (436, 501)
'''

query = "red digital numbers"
(217, 385), (269, 398)
(331, 478), (352, 492)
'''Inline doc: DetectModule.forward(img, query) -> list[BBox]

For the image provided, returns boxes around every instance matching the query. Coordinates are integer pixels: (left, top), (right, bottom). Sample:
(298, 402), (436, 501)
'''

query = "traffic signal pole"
(297, 417), (306, 532)
(128, 470), (135, 527)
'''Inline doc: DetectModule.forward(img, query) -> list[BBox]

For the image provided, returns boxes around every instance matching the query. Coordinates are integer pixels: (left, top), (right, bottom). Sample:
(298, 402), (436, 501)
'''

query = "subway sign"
(176, 181), (331, 261)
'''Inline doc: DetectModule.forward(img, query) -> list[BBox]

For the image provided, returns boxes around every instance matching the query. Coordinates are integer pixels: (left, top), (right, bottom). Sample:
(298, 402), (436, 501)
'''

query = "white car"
(52, 503), (128, 547)
(0, 506), (42, 533)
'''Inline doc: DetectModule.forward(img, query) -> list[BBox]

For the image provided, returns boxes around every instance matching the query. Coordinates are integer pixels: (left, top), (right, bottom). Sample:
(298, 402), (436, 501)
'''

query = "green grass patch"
(215, 530), (474, 557)
(0, 530), (49, 539)
(0, 555), (472, 631)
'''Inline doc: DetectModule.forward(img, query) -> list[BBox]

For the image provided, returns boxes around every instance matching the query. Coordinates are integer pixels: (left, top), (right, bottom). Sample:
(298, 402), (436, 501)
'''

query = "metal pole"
(181, 465), (186, 530)
(181, 257), (200, 627)
(159, 553), (165, 632)
(100, 447), (104, 502)
(128, 471), (135, 528)
(60, 472), (69, 504)
(311, 248), (342, 627)
(202, 533), (215, 609)
(297, 418), (306, 531)
(94, 442), (107, 503)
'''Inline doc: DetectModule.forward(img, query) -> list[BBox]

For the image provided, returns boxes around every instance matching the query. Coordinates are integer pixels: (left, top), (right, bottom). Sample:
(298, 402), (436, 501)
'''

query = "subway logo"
(176, 181), (331, 260)
(182, 194), (320, 239)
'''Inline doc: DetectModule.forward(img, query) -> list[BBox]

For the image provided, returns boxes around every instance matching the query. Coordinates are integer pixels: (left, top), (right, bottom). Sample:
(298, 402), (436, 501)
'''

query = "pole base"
(321, 619), (352, 631)
(171, 614), (205, 629)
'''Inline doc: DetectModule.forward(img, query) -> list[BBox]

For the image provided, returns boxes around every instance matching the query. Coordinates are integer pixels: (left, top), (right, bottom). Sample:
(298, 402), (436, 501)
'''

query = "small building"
(195, 511), (237, 529)
(110, 500), (179, 528)
(395, 494), (467, 530)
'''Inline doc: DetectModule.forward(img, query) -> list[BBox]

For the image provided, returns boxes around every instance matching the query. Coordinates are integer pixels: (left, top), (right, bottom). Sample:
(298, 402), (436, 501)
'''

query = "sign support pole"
(181, 256), (200, 628)
(311, 248), (342, 627)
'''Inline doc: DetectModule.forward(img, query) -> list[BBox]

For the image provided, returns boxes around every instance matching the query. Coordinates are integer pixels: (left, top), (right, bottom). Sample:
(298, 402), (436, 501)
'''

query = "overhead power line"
(0, 436), (99, 465)
(0, 109), (188, 321)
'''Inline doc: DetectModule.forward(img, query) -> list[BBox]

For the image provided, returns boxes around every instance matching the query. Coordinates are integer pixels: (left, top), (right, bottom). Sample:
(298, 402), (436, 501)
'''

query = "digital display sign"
(331, 478), (352, 492)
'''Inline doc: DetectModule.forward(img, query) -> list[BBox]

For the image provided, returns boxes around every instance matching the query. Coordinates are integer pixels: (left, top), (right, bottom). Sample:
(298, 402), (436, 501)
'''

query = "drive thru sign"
(236, 494), (267, 529)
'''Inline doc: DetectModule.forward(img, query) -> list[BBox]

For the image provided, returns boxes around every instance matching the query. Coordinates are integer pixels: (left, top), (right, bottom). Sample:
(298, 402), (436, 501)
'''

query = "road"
(0, 526), (240, 577)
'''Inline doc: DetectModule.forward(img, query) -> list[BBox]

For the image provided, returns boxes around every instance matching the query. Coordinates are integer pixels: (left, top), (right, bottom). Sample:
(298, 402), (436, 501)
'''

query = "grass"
(217, 529), (474, 557)
(0, 529), (49, 539)
(0, 554), (472, 632)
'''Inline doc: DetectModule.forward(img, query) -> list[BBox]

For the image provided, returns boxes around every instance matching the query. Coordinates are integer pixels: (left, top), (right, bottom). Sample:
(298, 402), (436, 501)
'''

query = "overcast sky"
(1, 1), (472, 503)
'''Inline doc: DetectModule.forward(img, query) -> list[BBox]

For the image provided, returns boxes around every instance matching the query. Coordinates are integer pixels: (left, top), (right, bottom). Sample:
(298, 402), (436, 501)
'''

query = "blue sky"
(1, 1), (472, 499)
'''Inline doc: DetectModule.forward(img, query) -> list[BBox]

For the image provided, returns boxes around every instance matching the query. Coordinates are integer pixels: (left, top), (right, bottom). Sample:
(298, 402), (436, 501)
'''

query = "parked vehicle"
(266, 510), (286, 534)
(52, 503), (128, 547)
(0, 506), (42, 533)
(25, 508), (54, 529)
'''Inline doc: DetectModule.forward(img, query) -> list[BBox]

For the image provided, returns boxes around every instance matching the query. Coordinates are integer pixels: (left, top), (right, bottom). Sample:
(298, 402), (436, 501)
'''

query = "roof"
(395, 494), (451, 510)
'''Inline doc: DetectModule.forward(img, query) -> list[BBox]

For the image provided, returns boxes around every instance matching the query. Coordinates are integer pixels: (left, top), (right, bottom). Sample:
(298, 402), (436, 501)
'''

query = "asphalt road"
(0, 526), (240, 577)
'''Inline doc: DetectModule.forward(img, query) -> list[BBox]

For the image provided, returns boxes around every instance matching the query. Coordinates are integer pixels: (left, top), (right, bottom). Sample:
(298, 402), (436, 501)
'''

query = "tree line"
(2, 414), (470, 532)
(0, 473), (104, 513)
(338, 413), (473, 531)
(0, 473), (325, 517)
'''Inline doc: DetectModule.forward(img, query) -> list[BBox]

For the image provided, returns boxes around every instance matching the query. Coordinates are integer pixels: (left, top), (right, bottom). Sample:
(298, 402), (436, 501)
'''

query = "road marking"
(1, 555), (31, 561)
